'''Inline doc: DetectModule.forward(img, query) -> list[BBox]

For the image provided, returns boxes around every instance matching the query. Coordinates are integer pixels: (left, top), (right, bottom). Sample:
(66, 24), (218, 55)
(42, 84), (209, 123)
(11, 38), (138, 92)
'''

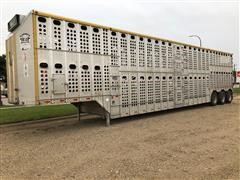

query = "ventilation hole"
(131, 35), (135, 39)
(194, 48), (196, 50)
(53, 20), (61, 26)
(122, 76), (127, 80)
(38, 16), (46, 23)
(39, 62), (48, 68)
(169, 76), (172, 79)
(206, 50), (208, 53)
(202, 49), (205, 52)
(93, 27), (99, 33)
(82, 65), (88, 70)
(111, 31), (116, 36)
(162, 76), (166, 80)
(195, 77), (197, 79)
(148, 76), (152, 80)
(140, 76), (144, 80)
(147, 39), (151, 42)
(189, 47), (192, 50)
(55, 63), (62, 69)
(155, 40), (158, 44)
(139, 37), (143, 41)
(198, 49), (200, 51)
(81, 25), (87, 30)
(69, 64), (76, 69)
(177, 47), (180, 50)
(132, 76), (136, 80)
(168, 42), (172, 46)
(185, 77), (187, 79)
(68, 22), (75, 28)
(190, 77), (192, 79)
(94, 65), (100, 70)
(156, 76), (159, 79)
(162, 41), (165, 45)
(121, 33), (126, 38)
(184, 46), (186, 49)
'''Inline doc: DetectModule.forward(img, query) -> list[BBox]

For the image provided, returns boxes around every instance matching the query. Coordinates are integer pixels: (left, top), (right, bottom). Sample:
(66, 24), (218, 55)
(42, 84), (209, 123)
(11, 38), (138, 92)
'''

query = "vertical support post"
(78, 103), (80, 122)
(106, 113), (110, 127)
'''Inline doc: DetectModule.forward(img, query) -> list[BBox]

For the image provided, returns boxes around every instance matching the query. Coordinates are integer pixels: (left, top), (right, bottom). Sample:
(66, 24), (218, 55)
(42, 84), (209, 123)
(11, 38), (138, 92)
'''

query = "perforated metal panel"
(110, 31), (119, 66)
(80, 57), (91, 97)
(79, 25), (90, 53)
(138, 38), (145, 68)
(168, 75), (174, 102)
(147, 39), (153, 68)
(120, 73), (129, 116)
(161, 42), (167, 69)
(175, 76), (183, 105)
(37, 16), (48, 49)
(66, 22), (77, 51)
(39, 63), (49, 96)
(139, 73), (146, 113)
(130, 73), (138, 115)
(120, 33), (128, 67)
(154, 74), (161, 110)
(188, 47), (193, 70)
(130, 35), (137, 67)
(67, 53), (79, 98)
(154, 41), (161, 69)
(103, 65), (110, 94)
(183, 76), (189, 105)
(162, 75), (168, 102)
(147, 74), (154, 112)
(103, 29), (109, 55)
(193, 48), (197, 70)
(198, 49), (202, 70)
(167, 43), (173, 69)
(91, 27), (101, 54)
(52, 19), (63, 50)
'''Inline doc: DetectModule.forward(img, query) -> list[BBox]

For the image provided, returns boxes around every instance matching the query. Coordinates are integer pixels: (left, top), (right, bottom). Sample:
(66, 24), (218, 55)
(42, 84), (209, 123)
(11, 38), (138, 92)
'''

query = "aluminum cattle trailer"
(6, 10), (233, 126)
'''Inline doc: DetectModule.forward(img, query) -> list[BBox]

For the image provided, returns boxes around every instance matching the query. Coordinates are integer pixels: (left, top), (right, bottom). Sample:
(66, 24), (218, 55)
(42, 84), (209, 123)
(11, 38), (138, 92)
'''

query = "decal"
(20, 33), (31, 51)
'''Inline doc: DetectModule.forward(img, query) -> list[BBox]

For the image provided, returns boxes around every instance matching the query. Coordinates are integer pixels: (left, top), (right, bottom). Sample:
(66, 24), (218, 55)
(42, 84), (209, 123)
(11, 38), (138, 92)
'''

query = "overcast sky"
(0, 0), (239, 69)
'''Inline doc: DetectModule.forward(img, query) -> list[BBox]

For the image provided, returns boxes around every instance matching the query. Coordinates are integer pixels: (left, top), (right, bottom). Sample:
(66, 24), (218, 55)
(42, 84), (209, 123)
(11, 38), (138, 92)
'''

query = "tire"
(210, 91), (218, 106)
(218, 91), (226, 105)
(225, 90), (233, 103)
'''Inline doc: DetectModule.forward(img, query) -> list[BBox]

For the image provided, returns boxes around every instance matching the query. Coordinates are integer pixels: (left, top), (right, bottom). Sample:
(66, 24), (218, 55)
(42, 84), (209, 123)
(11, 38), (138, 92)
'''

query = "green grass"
(0, 104), (77, 124)
(233, 87), (240, 94)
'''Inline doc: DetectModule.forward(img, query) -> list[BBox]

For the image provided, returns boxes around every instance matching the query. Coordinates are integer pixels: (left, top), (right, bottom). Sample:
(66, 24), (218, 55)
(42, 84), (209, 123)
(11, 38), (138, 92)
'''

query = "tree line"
(0, 54), (6, 82)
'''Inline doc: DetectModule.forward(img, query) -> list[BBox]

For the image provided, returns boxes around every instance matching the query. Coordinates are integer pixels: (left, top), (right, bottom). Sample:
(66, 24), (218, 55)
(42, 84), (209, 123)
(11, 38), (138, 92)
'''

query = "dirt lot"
(0, 97), (239, 179)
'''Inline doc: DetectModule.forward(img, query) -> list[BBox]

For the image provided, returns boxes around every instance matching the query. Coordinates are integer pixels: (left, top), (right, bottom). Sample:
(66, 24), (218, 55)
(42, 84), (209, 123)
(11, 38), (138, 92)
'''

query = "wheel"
(210, 91), (218, 106)
(218, 91), (226, 105)
(225, 90), (233, 103)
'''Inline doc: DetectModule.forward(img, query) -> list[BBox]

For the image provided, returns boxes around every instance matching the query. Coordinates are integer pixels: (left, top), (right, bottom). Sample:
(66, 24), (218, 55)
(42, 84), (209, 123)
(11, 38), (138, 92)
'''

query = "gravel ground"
(0, 97), (239, 179)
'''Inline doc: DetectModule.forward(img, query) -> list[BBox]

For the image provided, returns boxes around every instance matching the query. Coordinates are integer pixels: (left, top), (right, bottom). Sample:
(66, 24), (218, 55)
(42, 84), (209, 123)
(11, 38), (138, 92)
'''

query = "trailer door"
(53, 74), (66, 94)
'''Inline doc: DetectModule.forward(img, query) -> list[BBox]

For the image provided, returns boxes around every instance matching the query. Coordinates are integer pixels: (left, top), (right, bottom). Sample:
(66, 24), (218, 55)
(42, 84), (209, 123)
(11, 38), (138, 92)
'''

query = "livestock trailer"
(6, 10), (233, 126)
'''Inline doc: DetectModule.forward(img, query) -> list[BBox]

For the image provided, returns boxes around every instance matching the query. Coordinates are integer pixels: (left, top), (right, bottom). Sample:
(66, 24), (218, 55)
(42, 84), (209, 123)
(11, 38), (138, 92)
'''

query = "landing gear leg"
(77, 103), (81, 122)
(106, 113), (110, 127)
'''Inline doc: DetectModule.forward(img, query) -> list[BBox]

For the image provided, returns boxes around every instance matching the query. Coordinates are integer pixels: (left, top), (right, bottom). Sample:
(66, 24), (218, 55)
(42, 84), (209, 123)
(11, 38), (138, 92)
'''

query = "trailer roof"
(32, 10), (233, 56)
